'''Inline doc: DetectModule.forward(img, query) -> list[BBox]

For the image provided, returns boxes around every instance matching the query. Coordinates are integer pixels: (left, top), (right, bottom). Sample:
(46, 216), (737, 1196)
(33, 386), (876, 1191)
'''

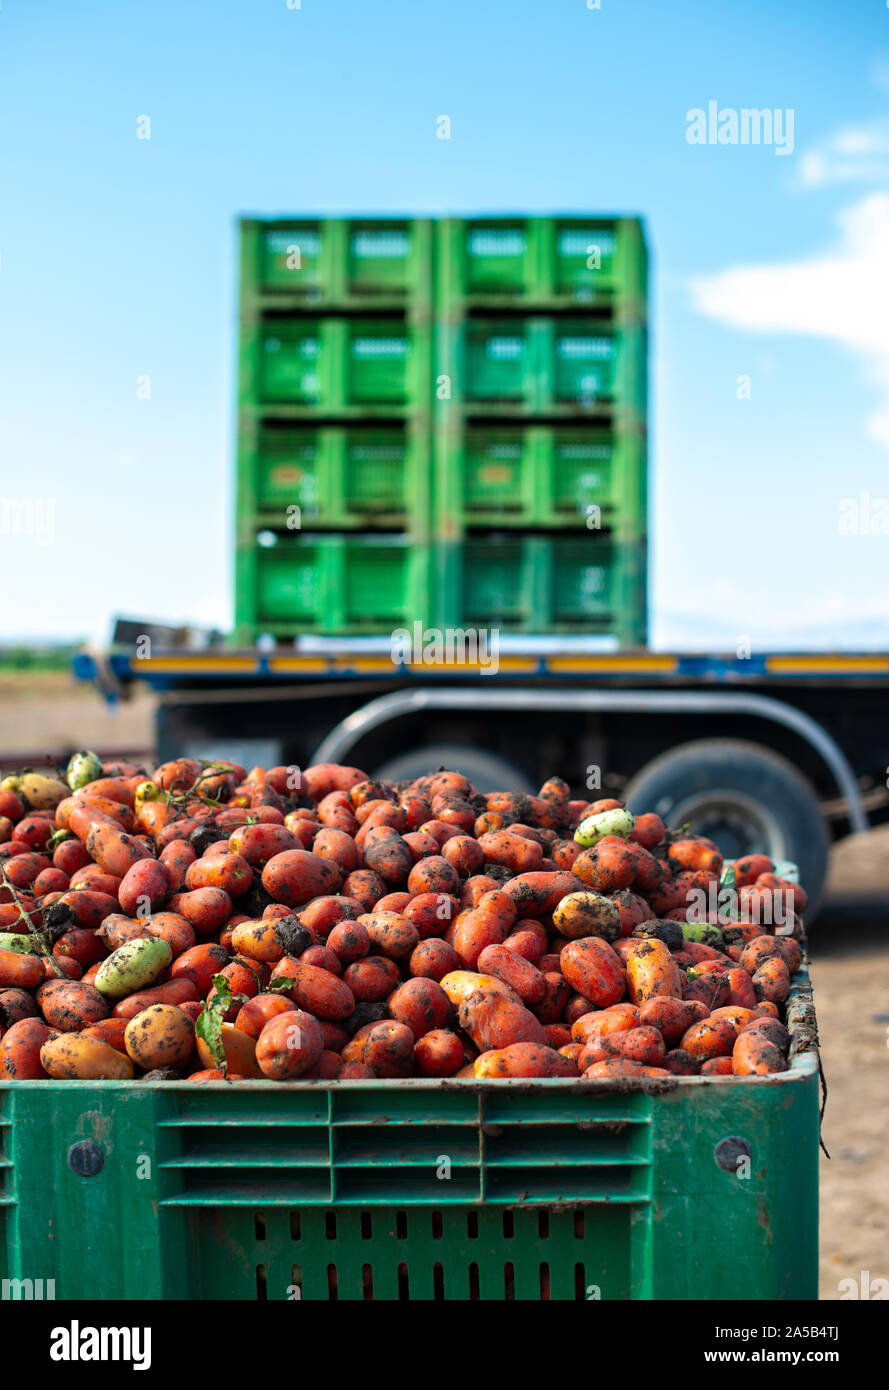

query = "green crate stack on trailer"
(235, 215), (647, 644)
(433, 216), (647, 643)
(235, 218), (436, 639)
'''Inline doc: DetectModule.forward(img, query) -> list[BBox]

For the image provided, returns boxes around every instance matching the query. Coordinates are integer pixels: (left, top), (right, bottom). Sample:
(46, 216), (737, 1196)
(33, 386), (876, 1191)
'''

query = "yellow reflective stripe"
(332, 657), (398, 673)
(546, 655), (678, 674)
(138, 656), (258, 673)
(405, 656), (538, 675)
(766, 655), (889, 675)
(267, 657), (331, 673)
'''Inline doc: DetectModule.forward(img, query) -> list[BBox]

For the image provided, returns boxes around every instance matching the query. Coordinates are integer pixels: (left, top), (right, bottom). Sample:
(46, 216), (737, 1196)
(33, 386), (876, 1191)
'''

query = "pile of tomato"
(0, 756), (806, 1083)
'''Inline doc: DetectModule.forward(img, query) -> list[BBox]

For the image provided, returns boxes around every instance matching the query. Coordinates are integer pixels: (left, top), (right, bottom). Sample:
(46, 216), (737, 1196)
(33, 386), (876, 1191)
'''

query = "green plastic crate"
(463, 221), (532, 296)
(439, 425), (645, 531)
(460, 535), (538, 627)
(444, 533), (640, 634)
(244, 533), (432, 636)
(438, 216), (646, 306)
(554, 221), (623, 297)
(245, 218), (434, 306)
(459, 318), (643, 413)
(247, 425), (427, 530)
(255, 318), (426, 410)
(0, 971), (818, 1301)
(552, 537), (617, 624)
(464, 320), (529, 402)
(554, 328), (616, 403)
(349, 326), (412, 406)
(258, 319), (323, 404)
(261, 224), (323, 294)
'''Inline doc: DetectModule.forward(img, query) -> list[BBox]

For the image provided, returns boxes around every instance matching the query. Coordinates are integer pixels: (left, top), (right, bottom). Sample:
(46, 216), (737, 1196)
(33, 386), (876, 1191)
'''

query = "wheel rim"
(657, 789), (788, 863)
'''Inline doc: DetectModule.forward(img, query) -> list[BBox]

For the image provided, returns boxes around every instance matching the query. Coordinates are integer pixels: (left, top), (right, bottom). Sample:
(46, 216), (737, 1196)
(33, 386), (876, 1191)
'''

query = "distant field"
(0, 644), (83, 673)
(0, 668), (154, 768)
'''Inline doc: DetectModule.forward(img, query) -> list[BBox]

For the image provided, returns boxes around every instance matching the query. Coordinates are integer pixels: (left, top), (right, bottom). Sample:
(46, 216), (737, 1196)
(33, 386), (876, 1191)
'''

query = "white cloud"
(690, 194), (889, 448)
(798, 118), (889, 188)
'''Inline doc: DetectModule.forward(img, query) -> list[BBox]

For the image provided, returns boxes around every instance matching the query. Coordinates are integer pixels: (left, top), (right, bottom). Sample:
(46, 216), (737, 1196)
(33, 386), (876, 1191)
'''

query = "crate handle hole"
(66, 1141), (104, 1177)
(714, 1136), (753, 1173)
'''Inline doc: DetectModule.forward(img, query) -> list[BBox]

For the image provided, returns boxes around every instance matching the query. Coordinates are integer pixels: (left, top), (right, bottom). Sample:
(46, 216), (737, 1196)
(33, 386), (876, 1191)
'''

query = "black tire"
(372, 744), (535, 795)
(623, 738), (829, 918)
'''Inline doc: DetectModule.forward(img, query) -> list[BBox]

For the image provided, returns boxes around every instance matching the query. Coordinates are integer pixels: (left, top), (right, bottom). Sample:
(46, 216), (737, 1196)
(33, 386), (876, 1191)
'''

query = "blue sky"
(1, 0), (887, 649)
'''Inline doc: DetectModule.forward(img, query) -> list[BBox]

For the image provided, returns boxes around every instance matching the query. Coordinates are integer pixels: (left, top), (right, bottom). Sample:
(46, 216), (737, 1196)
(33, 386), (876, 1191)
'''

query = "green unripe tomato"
(94, 937), (173, 1000)
(680, 922), (725, 946)
(66, 749), (103, 791)
(0, 933), (39, 954)
(574, 807), (635, 847)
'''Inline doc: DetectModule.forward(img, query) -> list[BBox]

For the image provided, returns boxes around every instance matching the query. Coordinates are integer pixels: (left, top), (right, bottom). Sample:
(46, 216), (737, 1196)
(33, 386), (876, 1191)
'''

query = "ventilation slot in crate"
(183, 1203), (636, 1300)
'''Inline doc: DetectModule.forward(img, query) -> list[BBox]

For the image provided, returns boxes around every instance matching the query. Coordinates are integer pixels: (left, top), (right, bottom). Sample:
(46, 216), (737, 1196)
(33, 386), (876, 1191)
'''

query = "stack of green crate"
(235, 216), (647, 645)
(235, 218), (436, 639)
(433, 217), (647, 645)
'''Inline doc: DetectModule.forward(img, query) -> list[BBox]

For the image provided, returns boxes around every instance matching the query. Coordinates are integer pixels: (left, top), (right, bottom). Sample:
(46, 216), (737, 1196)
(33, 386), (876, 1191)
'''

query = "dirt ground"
(0, 671), (155, 768)
(811, 829), (889, 1300)
(1, 670), (886, 1300)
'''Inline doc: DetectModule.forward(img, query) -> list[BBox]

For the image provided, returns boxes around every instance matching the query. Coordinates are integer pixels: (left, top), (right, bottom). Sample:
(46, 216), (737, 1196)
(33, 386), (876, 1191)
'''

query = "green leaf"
(195, 1004), (226, 1074)
(209, 971), (233, 1002)
(194, 975), (248, 1075)
(208, 973), (248, 1010)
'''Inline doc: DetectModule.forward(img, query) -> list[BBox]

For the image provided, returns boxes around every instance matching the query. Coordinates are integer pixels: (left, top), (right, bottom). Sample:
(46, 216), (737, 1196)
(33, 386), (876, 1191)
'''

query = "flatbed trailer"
(74, 640), (889, 915)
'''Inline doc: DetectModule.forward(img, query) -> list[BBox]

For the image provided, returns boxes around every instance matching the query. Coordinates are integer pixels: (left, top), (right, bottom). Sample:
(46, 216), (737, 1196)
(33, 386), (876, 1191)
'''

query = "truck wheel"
(372, 744), (535, 795)
(624, 738), (829, 917)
